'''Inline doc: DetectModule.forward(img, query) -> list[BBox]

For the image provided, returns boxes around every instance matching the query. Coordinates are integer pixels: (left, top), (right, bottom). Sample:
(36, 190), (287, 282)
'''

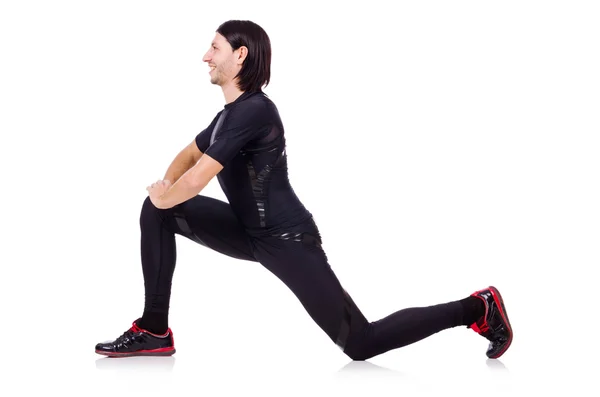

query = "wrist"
(157, 194), (169, 209)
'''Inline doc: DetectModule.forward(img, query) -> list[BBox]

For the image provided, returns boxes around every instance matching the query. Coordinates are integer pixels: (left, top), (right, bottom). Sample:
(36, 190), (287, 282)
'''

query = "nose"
(202, 50), (211, 63)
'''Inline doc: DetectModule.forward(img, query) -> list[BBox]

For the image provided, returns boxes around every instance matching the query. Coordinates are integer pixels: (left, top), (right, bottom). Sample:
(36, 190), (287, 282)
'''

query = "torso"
(195, 91), (313, 236)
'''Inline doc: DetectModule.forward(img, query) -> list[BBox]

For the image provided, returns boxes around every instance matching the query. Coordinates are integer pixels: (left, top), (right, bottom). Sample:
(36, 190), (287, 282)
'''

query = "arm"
(156, 153), (224, 209)
(163, 139), (203, 184)
(156, 100), (265, 208)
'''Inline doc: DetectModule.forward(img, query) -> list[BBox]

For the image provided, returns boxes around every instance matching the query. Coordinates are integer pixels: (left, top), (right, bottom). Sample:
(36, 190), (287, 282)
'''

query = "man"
(95, 20), (513, 360)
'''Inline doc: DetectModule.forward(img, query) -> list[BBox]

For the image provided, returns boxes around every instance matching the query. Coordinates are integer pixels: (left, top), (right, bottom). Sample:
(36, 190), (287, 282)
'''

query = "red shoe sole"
(95, 347), (176, 358)
(488, 286), (513, 359)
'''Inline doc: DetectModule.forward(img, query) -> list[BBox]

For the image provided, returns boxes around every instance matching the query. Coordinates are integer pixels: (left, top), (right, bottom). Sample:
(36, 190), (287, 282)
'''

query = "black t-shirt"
(195, 90), (312, 236)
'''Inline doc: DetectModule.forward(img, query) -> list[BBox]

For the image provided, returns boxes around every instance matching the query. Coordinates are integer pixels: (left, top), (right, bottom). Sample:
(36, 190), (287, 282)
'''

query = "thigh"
(252, 232), (368, 350)
(167, 195), (256, 262)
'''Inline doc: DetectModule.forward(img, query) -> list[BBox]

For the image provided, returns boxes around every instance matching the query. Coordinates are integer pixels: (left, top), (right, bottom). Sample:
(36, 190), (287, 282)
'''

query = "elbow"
(184, 170), (208, 193)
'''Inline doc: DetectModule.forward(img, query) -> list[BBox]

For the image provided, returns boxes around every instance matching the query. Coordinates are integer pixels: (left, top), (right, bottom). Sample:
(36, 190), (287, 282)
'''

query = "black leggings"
(139, 195), (467, 360)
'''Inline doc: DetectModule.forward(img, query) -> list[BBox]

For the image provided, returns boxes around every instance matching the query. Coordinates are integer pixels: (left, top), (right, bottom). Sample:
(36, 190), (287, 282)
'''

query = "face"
(202, 33), (246, 87)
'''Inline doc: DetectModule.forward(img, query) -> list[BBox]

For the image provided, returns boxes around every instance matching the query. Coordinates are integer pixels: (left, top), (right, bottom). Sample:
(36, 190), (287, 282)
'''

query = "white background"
(1, 0), (599, 395)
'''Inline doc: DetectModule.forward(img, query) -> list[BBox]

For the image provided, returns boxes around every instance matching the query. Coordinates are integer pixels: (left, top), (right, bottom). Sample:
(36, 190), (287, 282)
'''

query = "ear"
(235, 46), (248, 65)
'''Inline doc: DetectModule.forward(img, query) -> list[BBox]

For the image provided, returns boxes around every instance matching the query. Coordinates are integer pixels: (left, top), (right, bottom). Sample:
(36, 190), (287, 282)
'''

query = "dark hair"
(216, 20), (271, 92)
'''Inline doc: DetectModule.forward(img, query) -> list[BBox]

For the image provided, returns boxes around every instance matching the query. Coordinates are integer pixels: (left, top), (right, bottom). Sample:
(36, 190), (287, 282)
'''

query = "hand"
(146, 179), (172, 209)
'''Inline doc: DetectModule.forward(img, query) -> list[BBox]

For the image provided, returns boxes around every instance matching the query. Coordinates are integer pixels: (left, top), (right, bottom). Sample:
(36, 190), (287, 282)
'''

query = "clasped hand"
(146, 179), (172, 209)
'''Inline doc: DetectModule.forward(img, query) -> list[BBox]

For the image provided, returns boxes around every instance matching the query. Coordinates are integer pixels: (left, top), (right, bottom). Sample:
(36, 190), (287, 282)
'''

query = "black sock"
(137, 310), (169, 335)
(459, 296), (485, 326)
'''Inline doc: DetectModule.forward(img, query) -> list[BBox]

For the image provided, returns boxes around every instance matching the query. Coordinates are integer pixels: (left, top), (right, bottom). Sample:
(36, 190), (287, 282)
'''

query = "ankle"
(137, 311), (169, 335)
(459, 296), (485, 326)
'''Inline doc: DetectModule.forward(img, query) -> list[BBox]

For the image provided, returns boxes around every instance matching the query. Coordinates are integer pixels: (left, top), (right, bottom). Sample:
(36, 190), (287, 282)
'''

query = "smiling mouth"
(209, 66), (216, 73)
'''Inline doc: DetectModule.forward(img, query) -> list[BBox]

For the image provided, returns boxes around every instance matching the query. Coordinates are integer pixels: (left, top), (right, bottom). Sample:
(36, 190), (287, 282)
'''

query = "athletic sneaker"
(469, 286), (513, 358)
(95, 319), (175, 357)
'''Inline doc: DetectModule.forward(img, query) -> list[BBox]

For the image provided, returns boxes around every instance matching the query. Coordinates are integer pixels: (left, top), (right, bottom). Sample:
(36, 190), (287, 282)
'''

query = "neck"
(221, 80), (244, 104)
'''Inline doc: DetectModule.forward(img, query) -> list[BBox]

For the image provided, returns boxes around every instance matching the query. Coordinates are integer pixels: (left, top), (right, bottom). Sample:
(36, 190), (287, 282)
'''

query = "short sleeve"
(204, 101), (268, 166)
(195, 112), (222, 153)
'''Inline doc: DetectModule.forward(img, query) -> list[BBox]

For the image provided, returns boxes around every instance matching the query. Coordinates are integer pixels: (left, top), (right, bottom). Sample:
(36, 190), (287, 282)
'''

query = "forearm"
(163, 151), (196, 184)
(157, 154), (223, 209)
(158, 169), (205, 209)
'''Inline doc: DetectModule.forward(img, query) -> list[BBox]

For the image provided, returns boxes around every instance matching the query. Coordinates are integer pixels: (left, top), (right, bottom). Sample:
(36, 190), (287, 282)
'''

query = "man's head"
(202, 20), (271, 93)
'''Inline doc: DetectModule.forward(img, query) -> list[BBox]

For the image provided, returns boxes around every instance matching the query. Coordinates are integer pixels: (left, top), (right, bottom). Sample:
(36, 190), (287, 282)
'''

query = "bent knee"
(142, 195), (159, 208)
(340, 337), (376, 361)
(140, 195), (171, 223)
(343, 345), (372, 361)
(141, 196), (157, 216)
